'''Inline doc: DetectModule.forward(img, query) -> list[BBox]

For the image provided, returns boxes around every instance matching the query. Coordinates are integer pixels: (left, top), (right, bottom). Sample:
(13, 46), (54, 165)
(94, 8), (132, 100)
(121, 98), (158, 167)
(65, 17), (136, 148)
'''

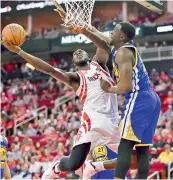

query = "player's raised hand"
(2, 38), (21, 54)
(100, 78), (112, 92)
(53, 0), (66, 20)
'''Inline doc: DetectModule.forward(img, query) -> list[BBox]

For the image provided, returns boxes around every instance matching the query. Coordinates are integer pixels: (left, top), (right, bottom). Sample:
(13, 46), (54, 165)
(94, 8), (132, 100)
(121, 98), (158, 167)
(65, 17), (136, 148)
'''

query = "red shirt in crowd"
(4, 64), (15, 73)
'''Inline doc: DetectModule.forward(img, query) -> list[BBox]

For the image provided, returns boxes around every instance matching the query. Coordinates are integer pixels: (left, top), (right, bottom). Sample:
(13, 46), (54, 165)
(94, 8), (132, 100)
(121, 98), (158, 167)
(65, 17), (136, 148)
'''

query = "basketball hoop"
(134, 0), (163, 13)
(63, 0), (95, 29)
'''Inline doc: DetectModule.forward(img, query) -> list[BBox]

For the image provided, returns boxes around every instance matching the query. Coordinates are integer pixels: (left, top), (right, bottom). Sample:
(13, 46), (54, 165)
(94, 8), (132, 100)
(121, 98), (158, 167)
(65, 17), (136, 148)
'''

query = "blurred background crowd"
(1, 0), (173, 179)
(1, 61), (173, 179)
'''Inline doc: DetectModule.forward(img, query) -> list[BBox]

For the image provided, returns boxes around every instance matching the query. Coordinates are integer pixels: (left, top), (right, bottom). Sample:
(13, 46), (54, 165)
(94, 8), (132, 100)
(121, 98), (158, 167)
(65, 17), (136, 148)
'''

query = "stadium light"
(0, 6), (12, 13)
(157, 25), (173, 33)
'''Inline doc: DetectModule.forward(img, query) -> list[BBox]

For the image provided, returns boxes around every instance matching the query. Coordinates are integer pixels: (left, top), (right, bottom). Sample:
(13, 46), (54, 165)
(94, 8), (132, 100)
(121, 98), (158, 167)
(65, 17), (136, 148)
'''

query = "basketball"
(2, 23), (26, 46)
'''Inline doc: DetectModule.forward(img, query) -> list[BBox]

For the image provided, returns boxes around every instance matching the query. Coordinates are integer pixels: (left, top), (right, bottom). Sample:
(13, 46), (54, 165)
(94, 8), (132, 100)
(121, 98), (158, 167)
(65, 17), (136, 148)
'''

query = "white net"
(63, 0), (95, 29)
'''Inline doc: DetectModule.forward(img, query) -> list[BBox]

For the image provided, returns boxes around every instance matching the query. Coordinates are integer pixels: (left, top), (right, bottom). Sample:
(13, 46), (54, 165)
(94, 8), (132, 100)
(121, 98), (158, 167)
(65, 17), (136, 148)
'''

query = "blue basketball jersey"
(91, 146), (117, 179)
(111, 41), (160, 145)
(111, 41), (151, 99)
(0, 135), (8, 179)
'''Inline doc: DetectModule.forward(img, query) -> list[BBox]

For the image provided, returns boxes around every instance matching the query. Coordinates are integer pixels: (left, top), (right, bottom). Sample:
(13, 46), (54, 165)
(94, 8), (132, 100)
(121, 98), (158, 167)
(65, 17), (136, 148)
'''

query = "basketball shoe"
(41, 161), (60, 180)
(75, 160), (97, 180)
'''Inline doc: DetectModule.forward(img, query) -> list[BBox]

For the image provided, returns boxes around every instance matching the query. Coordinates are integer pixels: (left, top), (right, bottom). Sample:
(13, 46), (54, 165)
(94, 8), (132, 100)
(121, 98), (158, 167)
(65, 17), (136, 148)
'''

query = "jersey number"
(98, 147), (104, 153)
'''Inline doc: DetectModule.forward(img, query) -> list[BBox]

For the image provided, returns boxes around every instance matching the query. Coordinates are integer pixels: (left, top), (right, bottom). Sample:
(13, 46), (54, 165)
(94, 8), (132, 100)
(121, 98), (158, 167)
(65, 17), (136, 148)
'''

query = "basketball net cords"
(63, 0), (95, 29)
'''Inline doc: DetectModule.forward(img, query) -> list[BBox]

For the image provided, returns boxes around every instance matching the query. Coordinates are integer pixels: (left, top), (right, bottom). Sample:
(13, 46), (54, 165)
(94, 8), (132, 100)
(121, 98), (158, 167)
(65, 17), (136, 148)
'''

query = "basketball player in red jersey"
(2, 38), (121, 179)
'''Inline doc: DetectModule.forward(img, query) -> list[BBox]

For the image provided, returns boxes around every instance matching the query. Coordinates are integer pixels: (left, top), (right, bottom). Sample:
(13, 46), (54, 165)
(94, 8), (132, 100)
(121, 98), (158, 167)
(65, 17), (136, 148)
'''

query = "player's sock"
(92, 161), (106, 172)
(54, 161), (61, 173)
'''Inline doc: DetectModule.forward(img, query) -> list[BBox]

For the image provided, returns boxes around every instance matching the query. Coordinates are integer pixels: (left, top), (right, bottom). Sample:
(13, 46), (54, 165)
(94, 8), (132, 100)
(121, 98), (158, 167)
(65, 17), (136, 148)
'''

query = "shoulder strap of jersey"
(120, 44), (138, 69)
(76, 71), (83, 96)
(76, 71), (87, 104)
(111, 46), (116, 54)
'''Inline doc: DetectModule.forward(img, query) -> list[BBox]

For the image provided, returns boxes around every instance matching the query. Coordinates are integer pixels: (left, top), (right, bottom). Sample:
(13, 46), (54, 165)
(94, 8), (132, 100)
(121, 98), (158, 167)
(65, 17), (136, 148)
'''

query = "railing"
(147, 171), (160, 179)
(168, 161), (173, 180)
(13, 93), (76, 135)
(54, 93), (76, 109)
(140, 46), (173, 62)
(13, 106), (48, 135)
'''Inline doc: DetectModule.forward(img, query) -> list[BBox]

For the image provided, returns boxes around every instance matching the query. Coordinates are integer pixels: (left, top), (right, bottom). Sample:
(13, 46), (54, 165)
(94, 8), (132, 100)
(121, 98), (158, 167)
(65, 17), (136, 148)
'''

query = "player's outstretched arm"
(83, 27), (111, 52)
(84, 25), (111, 45)
(101, 47), (133, 94)
(2, 40), (79, 88)
(4, 162), (11, 180)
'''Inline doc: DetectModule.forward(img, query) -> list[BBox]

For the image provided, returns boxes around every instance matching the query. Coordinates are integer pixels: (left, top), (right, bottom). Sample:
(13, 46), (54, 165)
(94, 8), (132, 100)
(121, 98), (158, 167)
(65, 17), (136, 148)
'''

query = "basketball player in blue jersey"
(82, 22), (161, 179)
(0, 133), (11, 180)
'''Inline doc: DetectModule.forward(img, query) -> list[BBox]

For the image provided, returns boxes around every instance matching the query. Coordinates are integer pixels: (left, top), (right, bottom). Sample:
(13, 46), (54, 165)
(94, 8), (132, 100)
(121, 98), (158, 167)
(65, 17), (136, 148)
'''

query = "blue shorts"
(0, 168), (4, 179)
(119, 89), (161, 146)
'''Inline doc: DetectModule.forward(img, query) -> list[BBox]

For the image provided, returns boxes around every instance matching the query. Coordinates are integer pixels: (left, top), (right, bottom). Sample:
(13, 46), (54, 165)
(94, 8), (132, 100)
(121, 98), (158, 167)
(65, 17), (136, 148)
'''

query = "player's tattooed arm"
(2, 40), (80, 90)
(101, 47), (133, 94)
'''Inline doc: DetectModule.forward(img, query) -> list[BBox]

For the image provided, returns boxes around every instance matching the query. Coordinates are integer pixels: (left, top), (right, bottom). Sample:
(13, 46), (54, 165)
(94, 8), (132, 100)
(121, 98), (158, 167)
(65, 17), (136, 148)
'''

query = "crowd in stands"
(19, 11), (173, 40)
(1, 54), (173, 179)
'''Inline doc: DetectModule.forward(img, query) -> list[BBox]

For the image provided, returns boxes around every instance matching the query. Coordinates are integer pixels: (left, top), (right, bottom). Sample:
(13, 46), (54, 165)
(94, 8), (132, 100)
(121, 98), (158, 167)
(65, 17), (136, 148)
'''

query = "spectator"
(8, 144), (22, 160)
(163, 91), (173, 105)
(29, 156), (41, 174)
(144, 42), (150, 48)
(59, 59), (68, 71)
(116, 12), (123, 22)
(158, 144), (173, 164)
(161, 41), (167, 47)
(163, 105), (173, 120)
(154, 42), (159, 48)
(4, 63), (15, 73)
(167, 68), (173, 78)
(153, 135), (165, 149)
(50, 58), (57, 67)
(21, 64), (30, 76)
(26, 123), (37, 136)
(144, 17), (153, 26)
(43, 122), (55, 135)
(150, 68), (159, 78)
(92, 17), (101, 28)
(12, 96), (25, 106)
(155, 79), (167, 92)
(160, 71), (168, 81)
(20, 138), (35, 153)
(24, 91), (33, 104)
(12, 163), (32, 180)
